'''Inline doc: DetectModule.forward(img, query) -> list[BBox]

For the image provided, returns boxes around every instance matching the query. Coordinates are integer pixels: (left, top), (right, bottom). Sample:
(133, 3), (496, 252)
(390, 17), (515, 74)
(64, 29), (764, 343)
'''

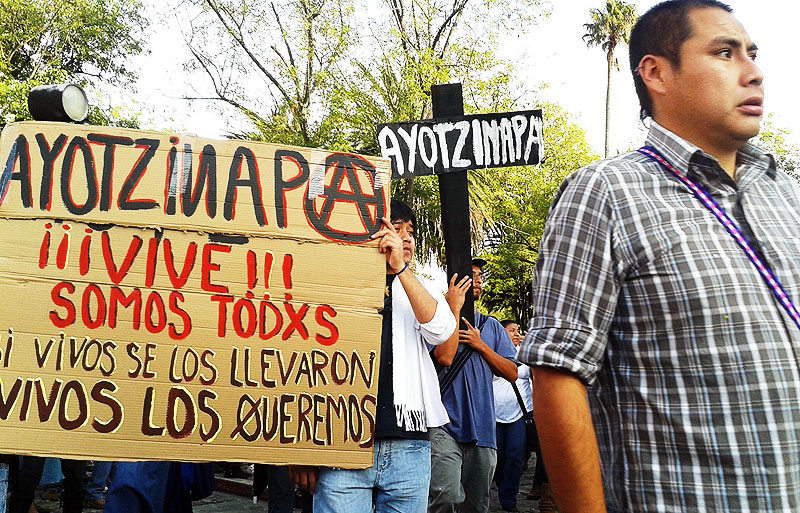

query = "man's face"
(662, 7), (763, 150)
(391, 218), (415, 263)
(472, 265), (483, 300)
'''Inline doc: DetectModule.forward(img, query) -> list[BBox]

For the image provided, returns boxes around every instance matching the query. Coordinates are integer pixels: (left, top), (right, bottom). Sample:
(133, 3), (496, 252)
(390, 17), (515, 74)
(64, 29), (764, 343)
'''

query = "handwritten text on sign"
(0, 122), (390, 468)
(377, 110), (544, 179)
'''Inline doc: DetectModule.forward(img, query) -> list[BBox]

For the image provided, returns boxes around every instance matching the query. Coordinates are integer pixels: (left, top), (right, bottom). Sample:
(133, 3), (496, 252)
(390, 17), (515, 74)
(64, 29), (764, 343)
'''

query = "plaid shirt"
(520, 122), (800, 512)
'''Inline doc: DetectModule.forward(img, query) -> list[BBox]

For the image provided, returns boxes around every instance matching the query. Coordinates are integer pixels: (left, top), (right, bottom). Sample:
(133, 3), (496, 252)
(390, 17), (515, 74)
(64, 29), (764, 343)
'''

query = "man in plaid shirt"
(520, 1), (800, 512)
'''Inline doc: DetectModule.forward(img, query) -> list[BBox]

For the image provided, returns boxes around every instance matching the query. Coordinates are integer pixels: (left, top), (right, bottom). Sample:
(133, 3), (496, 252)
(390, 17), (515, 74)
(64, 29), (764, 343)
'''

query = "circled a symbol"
(305, 153), (386, 244)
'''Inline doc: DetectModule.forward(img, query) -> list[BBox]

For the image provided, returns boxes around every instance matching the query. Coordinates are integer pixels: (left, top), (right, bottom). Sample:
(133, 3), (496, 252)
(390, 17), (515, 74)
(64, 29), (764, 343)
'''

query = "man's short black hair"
(390, 199), (416, 232)
(500, 319), (518, 328)
(629, 0), (733, 121)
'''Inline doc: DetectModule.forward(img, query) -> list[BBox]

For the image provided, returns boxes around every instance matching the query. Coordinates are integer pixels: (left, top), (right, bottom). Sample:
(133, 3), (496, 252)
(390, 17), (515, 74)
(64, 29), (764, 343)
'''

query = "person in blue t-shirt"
(428, 258), (518, 513)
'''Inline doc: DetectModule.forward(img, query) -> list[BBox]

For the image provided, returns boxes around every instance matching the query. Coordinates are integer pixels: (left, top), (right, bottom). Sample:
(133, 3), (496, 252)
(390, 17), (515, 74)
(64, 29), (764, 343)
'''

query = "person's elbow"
(419, 304), (456, 346)
(433, 346), (455, 366)
(495, 359), (517, 381)
(532, 366), (588, 406)
(503, 362), (518, 382)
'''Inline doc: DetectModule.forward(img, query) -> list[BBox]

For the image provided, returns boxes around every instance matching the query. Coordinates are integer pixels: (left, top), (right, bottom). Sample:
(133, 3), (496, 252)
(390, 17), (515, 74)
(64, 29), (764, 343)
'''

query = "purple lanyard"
(638, 145), (800, 332)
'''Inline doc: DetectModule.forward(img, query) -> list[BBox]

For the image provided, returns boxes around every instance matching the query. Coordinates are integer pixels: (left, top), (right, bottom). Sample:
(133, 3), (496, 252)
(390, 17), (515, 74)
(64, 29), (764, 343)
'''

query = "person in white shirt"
(491, 321), (531, 512)
(291, 200), (460, 513)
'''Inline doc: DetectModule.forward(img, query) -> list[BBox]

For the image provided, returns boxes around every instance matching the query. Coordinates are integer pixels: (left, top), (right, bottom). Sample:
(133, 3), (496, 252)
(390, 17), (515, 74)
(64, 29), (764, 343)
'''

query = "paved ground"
(29, 455), (544, 512)
(193, 456), (543, 513)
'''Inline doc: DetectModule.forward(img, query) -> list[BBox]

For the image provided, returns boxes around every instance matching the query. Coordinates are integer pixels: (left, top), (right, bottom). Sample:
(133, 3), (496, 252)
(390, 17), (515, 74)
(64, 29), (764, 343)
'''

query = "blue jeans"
(1, 462), (8, 513)
(494, 418), (526, 508)
(87, 461), (116, 501)
(314, 438), (431, 513)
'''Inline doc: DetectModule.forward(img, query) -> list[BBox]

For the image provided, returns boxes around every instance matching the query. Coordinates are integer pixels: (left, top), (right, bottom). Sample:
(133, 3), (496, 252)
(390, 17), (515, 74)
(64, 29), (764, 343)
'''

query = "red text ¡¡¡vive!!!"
(41, 224), (339, 345)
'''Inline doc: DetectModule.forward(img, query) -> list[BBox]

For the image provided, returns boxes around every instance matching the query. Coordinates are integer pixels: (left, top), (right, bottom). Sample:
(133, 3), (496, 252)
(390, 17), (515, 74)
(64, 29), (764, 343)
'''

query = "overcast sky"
(509, 0), (799, 155)
(129, 0), (798, 155)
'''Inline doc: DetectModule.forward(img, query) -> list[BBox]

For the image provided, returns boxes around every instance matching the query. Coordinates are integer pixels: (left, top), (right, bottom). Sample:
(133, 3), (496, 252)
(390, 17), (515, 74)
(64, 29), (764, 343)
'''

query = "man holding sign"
(291, 200), (459, 513)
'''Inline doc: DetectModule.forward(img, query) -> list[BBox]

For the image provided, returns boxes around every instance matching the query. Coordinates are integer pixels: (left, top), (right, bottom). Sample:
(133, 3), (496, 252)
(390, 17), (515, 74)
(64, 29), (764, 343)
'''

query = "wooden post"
(432, 83), (475, 326)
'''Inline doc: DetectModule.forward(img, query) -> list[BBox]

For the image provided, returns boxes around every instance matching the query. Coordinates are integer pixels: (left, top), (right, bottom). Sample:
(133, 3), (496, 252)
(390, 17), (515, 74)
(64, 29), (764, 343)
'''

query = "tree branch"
(203, 0), (292, 102)
(432, 0), (468, 55)
(185, 44), (268, 127)
(271, 2), (297, 69)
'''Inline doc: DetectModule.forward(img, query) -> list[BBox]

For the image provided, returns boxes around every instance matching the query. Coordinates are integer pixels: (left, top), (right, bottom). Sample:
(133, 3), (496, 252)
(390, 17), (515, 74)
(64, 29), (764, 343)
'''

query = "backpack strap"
(437, 314), (491, 394)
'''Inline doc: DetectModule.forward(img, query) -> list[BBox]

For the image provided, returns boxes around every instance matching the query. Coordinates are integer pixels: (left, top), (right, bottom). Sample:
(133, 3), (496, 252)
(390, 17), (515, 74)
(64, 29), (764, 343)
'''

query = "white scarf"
(390, 277), (428, 431)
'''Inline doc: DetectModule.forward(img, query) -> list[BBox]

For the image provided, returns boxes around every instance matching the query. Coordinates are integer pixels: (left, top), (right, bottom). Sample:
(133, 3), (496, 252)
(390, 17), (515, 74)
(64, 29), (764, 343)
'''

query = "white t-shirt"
(492, 347), (533, 423)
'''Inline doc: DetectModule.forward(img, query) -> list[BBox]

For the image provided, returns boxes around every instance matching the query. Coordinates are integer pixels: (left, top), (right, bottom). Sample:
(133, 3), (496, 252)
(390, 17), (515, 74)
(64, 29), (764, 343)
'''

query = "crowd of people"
(0, 199), (544, 513)
(3, 0), (799, 512)
(289, 201), (543, 513)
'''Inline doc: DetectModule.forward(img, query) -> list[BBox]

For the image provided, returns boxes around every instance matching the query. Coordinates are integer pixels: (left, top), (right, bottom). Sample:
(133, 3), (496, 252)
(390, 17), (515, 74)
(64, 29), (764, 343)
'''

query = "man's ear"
(637, 54), (671, 98)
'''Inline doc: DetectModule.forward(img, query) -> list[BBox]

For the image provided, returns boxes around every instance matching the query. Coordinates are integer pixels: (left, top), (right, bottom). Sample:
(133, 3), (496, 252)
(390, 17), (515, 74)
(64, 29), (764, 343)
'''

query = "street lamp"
(27, 84), (89, 123)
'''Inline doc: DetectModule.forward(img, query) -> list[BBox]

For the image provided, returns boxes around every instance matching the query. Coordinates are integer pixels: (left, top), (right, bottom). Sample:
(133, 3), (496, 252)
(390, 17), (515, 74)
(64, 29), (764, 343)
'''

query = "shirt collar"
(644, 121), (777, 186)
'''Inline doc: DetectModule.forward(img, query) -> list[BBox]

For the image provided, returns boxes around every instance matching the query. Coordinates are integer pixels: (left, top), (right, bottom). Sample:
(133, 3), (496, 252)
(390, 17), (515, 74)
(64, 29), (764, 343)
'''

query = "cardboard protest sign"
(377, 110), (544, 179)
(0, 122), (390, 467)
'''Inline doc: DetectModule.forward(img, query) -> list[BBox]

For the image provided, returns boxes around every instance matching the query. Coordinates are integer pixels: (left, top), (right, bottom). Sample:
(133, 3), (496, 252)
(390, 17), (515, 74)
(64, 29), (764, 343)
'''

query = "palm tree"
(583, 0), (637, 158)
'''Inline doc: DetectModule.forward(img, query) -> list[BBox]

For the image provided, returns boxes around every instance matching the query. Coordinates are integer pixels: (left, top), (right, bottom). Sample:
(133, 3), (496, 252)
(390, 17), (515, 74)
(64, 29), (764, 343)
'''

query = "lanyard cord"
(638, 146), (800, 332)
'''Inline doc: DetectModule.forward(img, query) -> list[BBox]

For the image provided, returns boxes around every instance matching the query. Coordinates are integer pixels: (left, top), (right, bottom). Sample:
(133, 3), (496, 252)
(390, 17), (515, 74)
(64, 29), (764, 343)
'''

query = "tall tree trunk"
(605, 49), (613, 158)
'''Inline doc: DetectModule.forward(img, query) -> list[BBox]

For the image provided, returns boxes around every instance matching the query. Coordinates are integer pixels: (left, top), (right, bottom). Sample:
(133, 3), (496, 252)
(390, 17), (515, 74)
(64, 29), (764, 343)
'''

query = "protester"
(223, 462), (250, 480)
(496, 323), (555, 513)
(290, 200), (458, 513)
(8, 457), (86, 513)
(491, 320), (531, 512)
(521, 1), (800, 512)
(428, 258), (517, 513)
(103, 461), (214, 513)
(265, 465), (293, 513)
(0, 455), (8, 513)
(496, 321), (555, 513)
(525, 430), (552, 513)
(38, 458), (63, 503)
(255, 465), (312, 513)
(86, 461), (116, 509)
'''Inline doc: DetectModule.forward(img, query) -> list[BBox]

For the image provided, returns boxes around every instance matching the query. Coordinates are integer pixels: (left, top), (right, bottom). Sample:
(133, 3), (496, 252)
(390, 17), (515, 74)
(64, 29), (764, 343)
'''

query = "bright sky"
(125, 0), (796, 290)
(509, 0), (799, 154)
(130, 0), (799, 156)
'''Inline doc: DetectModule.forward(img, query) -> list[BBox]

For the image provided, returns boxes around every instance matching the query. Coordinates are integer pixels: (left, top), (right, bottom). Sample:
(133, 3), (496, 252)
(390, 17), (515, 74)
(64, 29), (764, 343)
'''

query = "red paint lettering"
(201, 244), (230, 293)
(50, 282), (76, 328)
(315, 305), (339, 346)
(168, 291), (192, 340)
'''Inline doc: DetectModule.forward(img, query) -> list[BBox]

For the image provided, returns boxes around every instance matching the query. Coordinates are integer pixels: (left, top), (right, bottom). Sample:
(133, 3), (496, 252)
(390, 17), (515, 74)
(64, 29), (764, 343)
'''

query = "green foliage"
(191, 0), (548, 257)
(324, 0), (548, 260)
(326, 0), (547, 153)
(582, 0), (636, 56)
(181, 0), (353, 147)
(477, 103), (599, 323)
(755, 115), (800, 181)
(0, 0), (147, 128)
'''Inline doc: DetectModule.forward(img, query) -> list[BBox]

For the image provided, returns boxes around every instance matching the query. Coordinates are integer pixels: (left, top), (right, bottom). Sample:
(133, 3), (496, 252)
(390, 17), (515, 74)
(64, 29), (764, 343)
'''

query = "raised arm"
(459, 317), (517, 381)
(371, 216), (437, 322)
(432, 273), (471, 366)
(396, 270), (437, 323)
(532, 367), (607, 513)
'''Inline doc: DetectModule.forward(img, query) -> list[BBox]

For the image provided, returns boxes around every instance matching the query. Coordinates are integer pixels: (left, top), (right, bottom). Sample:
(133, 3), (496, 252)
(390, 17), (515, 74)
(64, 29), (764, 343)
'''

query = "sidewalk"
(27, 456), (543, 512)
(193, 456), (543, 513)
